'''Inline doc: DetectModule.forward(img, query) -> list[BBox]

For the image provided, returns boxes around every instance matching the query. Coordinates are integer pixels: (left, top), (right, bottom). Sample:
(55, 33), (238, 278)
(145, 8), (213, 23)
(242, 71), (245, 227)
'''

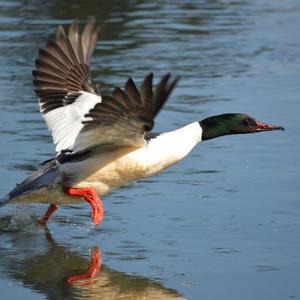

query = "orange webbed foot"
(64, 187), (104, 225)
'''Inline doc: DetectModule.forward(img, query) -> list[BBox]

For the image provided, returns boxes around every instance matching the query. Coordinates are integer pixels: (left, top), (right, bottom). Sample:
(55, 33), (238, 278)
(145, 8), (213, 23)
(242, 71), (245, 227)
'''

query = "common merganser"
(0, 20), (284, 226)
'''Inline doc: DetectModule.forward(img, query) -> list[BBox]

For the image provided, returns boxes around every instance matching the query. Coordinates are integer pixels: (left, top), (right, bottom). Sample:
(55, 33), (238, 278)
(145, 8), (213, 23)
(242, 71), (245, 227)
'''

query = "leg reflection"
(67, 247), (101, 285)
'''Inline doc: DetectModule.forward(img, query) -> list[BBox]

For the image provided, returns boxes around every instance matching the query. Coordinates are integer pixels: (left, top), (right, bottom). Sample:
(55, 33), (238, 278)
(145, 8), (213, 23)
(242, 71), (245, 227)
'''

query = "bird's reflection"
(67, 246), (101, 285)
(0, 217), (185, 300)
(44, 232), (102, 286)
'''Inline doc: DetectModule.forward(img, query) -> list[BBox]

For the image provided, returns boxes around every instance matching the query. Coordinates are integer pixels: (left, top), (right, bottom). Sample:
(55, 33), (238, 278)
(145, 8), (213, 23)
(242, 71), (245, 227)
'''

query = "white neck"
(143, 122), (203, 170)
(169, 121), (203, 144)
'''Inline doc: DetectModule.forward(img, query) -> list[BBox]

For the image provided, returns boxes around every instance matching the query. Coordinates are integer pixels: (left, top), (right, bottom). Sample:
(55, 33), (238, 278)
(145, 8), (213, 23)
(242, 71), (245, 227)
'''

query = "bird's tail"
(0, 194), (10, 207)
(0, 159), (58, 206)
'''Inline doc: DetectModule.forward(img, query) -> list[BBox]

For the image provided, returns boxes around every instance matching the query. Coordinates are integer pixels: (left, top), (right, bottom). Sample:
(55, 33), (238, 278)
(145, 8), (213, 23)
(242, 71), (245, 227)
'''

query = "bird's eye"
(242, 118), (252, 126)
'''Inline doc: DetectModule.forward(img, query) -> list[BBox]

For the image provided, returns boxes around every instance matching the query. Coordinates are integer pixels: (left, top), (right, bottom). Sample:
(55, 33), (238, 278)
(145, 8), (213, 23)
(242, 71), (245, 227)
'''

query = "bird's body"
(63, 122), (202, 193)
(8, 122), (202, 205)
(0, 20), (283, 225)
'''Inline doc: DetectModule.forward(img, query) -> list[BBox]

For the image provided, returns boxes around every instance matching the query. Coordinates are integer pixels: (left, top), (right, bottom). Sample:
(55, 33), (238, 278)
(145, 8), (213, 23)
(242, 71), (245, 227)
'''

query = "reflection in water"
(66, 246), (101, 285)
(0, 217), (185, 300)
(0, 0), (298, 299)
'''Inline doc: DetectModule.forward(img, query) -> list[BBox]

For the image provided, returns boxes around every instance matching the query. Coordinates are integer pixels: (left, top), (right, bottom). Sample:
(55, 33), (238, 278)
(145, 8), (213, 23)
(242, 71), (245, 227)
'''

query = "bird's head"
(199, 113), (284, 141)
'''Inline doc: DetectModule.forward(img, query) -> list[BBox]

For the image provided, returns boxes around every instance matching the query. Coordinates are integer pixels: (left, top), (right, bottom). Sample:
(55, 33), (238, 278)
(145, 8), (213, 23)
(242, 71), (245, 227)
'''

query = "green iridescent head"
(199, 113), (284, 141)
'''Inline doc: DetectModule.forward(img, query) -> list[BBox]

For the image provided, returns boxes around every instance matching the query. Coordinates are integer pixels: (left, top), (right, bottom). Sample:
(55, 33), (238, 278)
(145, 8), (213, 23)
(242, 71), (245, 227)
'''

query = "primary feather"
(33, 20), (179, 155)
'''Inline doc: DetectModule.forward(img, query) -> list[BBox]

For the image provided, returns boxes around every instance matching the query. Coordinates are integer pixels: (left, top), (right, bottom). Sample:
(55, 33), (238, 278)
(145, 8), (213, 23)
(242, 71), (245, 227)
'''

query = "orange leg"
(64, 187), (104, 225)
(67, 247), (101, 285)
(38, 203), (58, 226)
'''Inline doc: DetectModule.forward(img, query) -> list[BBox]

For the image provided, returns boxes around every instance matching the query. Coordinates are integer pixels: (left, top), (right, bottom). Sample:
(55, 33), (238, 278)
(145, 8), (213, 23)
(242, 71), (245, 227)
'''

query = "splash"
(0, 205), (44, 233)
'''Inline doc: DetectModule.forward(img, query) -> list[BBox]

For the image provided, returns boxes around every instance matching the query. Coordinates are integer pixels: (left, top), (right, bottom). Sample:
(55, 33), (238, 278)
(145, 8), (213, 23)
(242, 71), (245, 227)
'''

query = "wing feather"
(33, 20), (101, 152)
(33, 20), (179, 156)
(71, 73), (179, 152)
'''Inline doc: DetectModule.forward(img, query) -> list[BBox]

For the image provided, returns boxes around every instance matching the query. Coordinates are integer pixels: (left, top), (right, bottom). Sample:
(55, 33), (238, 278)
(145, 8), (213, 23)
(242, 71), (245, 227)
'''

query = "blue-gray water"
(0, 0), (299, 299)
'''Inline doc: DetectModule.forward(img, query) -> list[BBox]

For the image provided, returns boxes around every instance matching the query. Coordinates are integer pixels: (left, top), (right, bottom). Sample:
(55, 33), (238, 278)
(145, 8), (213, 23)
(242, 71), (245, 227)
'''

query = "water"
(0, 0), (299, 299)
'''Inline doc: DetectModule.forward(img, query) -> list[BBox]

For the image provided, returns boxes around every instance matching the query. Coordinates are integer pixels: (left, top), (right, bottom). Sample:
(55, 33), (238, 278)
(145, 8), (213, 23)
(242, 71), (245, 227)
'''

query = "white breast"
(62, 122), (203, 195)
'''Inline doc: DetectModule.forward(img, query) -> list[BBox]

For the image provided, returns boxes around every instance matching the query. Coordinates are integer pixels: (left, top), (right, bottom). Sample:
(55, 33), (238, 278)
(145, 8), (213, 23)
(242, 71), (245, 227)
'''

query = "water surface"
(0, 0), (299, 299)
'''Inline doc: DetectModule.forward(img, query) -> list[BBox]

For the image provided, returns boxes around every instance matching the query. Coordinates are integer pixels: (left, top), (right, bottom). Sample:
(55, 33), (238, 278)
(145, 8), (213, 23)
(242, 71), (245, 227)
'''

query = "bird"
(0, 20), (284, 226)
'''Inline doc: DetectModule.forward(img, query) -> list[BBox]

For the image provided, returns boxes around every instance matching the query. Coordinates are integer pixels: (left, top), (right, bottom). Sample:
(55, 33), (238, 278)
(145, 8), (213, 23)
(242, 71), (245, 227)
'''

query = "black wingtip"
(161, 72), (171, 82)
(168, 75), (180, 91)
(146, 72), (154, 79)
(142, 72), (154, 86)
(56, 25), (66, 39)
(125, 77), (135, 88)
(161, 73), (180, 85)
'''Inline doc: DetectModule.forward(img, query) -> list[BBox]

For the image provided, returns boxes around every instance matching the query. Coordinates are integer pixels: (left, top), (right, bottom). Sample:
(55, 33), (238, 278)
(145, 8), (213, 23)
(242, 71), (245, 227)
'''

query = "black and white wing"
(34, 20), (179, 155)
(33, 19), (102, 152)
(73, 73), (179, 152)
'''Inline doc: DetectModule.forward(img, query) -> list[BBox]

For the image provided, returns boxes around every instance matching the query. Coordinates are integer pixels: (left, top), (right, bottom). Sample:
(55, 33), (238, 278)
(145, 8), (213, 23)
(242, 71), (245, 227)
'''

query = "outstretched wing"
(33, 19), (102, 152)
(72, 73), (179, 152)
(33, 20), (179, 155)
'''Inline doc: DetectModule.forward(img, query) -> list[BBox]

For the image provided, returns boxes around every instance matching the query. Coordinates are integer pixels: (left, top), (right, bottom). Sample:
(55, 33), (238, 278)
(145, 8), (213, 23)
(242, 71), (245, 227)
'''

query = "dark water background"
(0, 0), (299, 299)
